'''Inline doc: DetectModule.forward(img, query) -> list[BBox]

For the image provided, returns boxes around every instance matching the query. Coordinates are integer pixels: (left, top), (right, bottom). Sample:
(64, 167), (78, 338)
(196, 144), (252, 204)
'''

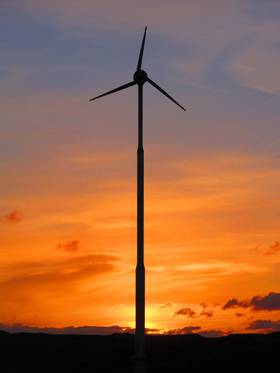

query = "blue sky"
(1, 1), (280, 155)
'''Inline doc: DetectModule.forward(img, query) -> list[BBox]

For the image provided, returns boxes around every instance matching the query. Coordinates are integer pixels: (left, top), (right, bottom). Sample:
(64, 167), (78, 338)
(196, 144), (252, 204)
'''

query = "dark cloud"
(0, 324), (160, 335)
(198, 329), (226, 338)
(3, 210), (24, 223)
(0, 324), (129, 335)
(163, 326), (227, 337)
(57, 240), (80, 253)
(265, 241), (280, 255)
(223, 298), (249, 310)
(174, 307), (196, 318)
(235, 313), (244, 317)
(223, 292), (280, 311)
(163, 326), (201, 335)
(246, 319), (280, 332)
(0, 323), (229, 338)
(251, 293), (280, 311)
(174, 303), (213, 318)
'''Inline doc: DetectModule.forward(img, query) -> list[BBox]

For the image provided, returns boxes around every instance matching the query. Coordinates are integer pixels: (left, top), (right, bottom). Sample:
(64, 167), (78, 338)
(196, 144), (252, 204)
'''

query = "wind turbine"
(89, 27), (185, 373)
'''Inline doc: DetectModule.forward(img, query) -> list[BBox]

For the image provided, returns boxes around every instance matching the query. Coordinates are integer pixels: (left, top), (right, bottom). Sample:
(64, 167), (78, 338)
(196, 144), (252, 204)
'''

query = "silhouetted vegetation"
(1, 331), (279, 372)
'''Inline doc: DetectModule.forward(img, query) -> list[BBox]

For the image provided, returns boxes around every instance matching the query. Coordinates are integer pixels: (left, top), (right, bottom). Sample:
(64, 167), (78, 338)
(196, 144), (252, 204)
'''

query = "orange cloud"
(4, 210), (24, 224)
(265, 241), (280, 255)
(235, 313), (244, 317)
(0, 254), (117, 290)
(57, 240), (80, 253)
(0, 253), (119, 323)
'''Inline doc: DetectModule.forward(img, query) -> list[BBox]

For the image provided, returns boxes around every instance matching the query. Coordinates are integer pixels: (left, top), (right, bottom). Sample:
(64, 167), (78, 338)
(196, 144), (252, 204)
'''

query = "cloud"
(0, 253), (118, 305)
(0, 323), (161, 335)
(200, 303), (214, 318)
(246, 319), (280, 332)
(251, 293), (280, 311)
(174, 307), (196, 318)
(265, 241), (280, 255)
(228, 43), (280, 96)
(174, 303), (213, 318)
(163, 325), (227, 337)
(158, 302), (173, 309)
(163, 326), (201, 335)
(198, 329), (226, 338)
(57, 240), (80, 253)
(0, 323), (129, 335)
(235, 313), (244, 317)
(223, 298), (249, 310)
(3, 210), (24, 224)
(22, 0), (239, 35)
(0, 322), (231, 337)
(23, 0), (280, 97)
(172, 259), (267, 280)
(223, 292), (280, 311)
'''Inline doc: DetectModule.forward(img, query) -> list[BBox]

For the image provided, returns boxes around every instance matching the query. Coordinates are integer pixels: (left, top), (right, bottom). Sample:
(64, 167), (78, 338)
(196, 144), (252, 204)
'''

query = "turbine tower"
(89, 27), (185, 373)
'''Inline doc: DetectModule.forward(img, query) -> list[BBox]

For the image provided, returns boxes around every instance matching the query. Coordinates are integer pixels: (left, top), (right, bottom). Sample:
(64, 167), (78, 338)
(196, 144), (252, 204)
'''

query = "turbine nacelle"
(133, 69), (148, 85)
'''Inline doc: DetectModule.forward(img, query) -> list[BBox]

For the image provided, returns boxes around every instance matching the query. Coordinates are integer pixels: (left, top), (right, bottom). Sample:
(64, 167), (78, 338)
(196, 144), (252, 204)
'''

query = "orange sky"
(1, 150), (280, 334)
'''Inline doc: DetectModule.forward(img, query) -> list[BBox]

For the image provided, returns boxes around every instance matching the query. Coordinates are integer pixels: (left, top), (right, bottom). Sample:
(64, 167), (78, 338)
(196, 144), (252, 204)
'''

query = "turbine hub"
(133, 69), (148, 84)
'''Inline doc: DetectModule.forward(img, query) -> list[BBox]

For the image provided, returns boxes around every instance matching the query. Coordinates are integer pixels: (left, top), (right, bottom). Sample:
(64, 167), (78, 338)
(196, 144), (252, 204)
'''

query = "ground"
(1, 331), (279, 372)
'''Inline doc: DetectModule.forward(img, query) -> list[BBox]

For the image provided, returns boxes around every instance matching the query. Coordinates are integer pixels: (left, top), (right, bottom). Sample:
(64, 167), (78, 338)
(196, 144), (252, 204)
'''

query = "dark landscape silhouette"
(1, 330), (279, 372)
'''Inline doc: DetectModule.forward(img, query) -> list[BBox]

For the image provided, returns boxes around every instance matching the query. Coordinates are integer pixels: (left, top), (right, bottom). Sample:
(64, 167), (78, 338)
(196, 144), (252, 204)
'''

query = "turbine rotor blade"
(147, 78), (186, 111)
(137, 26), (147, 71)
(89, 81), (136, 101)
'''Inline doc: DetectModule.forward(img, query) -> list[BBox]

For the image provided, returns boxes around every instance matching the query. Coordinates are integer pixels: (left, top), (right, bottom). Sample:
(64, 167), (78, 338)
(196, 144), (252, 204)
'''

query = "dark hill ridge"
(0, 331), (279, 372)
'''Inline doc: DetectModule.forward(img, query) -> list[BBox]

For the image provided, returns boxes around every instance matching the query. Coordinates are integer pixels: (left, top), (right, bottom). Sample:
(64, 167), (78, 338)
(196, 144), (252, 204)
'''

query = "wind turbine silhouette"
(89, 27), (185, 373)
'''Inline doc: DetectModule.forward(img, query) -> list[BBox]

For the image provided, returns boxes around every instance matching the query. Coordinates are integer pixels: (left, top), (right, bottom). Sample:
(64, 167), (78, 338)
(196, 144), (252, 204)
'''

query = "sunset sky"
(0, 0), (280, 336)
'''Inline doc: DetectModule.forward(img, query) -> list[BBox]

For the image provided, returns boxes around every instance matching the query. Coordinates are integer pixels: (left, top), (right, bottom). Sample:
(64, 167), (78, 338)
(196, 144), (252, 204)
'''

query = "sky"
(0, 0), (280, 336)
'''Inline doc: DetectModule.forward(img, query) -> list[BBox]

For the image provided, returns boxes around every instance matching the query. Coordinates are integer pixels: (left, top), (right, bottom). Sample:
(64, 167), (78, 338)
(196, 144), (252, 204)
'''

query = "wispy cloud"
(0, 253), (118, 307)
(228, 37), (280, 95)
